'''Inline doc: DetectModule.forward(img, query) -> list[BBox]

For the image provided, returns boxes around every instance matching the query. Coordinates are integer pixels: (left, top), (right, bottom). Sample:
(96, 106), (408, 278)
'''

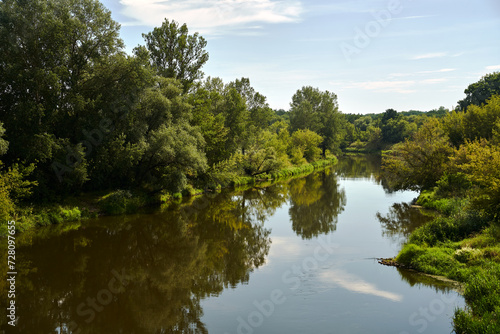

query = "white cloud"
(486, 65), (500, 71)
(418, 68), (456, 74)
(118, 0), (303, 34)
(411, 52), (447, 60)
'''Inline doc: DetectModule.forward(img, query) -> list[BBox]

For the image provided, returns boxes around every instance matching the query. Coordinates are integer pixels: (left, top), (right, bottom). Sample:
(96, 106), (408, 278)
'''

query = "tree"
(382, 118), (453, 191)
(381, 108), (398, 123)
(289, 129), (323, 163)
(444, 95), (500, 147)
(0, 0), (128, 195)
(123, 78), (207, 193)
(142, 19), (209, 92)
(228, 78), (274, 130)
(188, 84), (229, 166)
(289, 86), (344, 155)
(457, 72), (500, 111)
(451, 140), (500, 220)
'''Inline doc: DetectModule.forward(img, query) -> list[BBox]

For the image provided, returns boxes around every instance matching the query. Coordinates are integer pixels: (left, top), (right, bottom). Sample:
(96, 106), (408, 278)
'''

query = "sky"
(100, 0), (500, 114)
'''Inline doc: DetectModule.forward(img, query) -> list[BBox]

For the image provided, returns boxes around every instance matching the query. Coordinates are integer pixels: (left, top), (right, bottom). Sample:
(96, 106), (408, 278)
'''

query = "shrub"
(409, 212), (489, 246)
(396, 244), (425, 266)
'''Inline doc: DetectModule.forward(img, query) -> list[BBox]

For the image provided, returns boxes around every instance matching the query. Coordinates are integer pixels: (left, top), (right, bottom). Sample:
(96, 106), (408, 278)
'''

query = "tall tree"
(142, 19), (209, 92)
(289, 86), (344, 155)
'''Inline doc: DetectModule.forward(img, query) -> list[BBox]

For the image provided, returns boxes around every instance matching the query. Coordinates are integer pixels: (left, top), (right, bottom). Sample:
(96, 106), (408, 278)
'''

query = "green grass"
(396, 196), (500, 332)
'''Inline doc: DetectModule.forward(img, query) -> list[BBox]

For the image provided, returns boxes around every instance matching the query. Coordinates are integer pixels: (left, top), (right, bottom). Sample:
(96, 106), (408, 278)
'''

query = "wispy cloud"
(332, 75), (453, 94)
(392, 15), (437, 21)
(343, 80), (417, 94)
(421, 78), (447, 84)
(486, 65), (500, 71)
(390, 68), (456, 77)
(418, 68), (456, 74)
(411, 52), (447, 60)
(118, 0), (303, 34)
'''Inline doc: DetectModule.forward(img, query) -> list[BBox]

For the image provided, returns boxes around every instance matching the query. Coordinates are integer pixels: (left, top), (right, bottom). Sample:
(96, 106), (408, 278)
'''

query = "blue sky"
(100, 0), (500, 114)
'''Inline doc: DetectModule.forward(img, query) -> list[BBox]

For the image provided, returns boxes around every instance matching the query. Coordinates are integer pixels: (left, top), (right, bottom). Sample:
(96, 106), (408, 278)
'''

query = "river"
(0, 155), (464, 333)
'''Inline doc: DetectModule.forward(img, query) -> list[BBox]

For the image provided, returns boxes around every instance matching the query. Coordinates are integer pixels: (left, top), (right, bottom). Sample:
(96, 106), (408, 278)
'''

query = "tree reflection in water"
(288, 169), (346, 239)
(0, 167), (349, 333)
(1, 189), (276, 334)
(377, 202), (434, 245)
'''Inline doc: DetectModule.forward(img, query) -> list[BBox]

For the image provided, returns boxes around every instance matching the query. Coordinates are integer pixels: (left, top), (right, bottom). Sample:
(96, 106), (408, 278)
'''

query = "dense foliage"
(382, 77), (500, 331)
(0, 0), (348, 228)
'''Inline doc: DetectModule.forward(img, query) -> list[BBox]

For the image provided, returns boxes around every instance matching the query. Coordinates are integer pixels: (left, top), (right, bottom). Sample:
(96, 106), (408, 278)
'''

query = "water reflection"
(335, 154), (393, 192)
(288, 169), (346, 239)
(397, 269), (463, 294)
(377, 203), (434, 245)
(0, 157), (455, 334)
(0, 191), (274, 333)
(319, 269), (403, 302)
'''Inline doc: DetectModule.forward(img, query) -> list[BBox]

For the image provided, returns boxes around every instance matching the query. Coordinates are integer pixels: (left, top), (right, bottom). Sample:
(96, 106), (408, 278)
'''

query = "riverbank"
(386, 191), (500, 333)
(3, 157), (338, 236)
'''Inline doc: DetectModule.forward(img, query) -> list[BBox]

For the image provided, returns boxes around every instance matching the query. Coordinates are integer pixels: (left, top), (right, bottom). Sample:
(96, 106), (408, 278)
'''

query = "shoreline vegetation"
(380, 86), (500, 332)
(3, 157), (337, 236)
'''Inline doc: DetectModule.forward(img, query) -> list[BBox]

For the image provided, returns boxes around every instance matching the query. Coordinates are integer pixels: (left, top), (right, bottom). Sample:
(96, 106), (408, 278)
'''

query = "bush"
(396, 244), (425, 266)
(454, 265), (500, 333)
(60, 207), (81, 221)
(409, 212), (489, 246)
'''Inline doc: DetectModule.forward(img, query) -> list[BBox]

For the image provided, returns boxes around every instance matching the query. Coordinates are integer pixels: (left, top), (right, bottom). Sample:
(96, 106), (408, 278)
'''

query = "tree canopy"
(457, 72), (500, 111)
(289, 86), (344, 155)
(141, 19), (209, 92)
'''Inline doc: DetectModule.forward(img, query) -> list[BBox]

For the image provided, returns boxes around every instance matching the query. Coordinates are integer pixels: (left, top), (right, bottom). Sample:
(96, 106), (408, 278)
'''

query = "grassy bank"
(3, 157), (338, 236)
(394, 191), (500, 333)
(231, 156), (338, 187)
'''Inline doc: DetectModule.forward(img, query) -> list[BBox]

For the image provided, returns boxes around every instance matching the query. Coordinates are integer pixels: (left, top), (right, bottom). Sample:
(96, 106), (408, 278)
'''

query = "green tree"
(0, 0), (128, 195)
(125, 78), (207, 193)
(382, 118), (416, 144)
(366, 126), (383, 150)
(444, 95), (500, 147)
(289, 86), (344, 155)
(381, 108), (398, 123)
(452, 140), (500, 220)
(228, 78), (274, 130)
(457, 72), (500, 111)
(289, 129), (323, 164)
(188, 83), (229, 165)
(142, 19), (209, 92)
(382, 118), (453, 191)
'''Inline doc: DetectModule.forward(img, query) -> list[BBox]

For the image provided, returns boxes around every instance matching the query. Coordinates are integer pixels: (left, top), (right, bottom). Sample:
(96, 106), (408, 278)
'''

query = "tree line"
(1, 0), (498, 227)
(0, 0), (345, 223)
